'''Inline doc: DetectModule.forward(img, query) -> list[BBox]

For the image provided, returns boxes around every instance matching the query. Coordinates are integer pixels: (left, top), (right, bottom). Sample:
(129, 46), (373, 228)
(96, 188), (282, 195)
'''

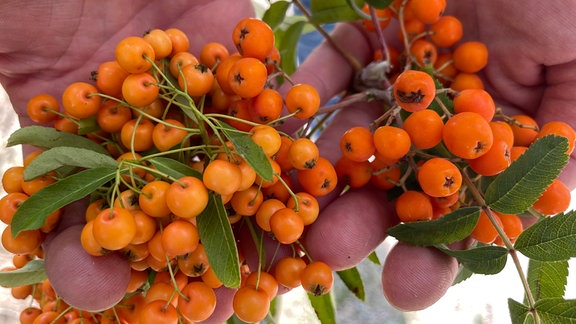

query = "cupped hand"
(282, 0), (576, 313)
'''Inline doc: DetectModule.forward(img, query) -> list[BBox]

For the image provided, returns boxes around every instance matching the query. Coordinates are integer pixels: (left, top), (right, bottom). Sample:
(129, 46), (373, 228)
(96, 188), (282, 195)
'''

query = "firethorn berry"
(453, 41), (489, 73)
(429, 16), (463, 48)
(290, 137), (320, 170)
(361, 4), (393, 31)
(227, 98), (254, 132)
(97, 100), (132, 133)
(122, 72), (159, 108)
(255, 157), (281, 188)
(453, 88), (496, 122)
(300, 261), (334, 296)
(442, 112), (494, 159)
(203, 159), (242, 196)
(94, 60), (131, 99)
(410, 0), (446, 24)
(152, 119), (188, 152)
(510, 114), (539, 147)
(395, 190), (434, 222)
(138, 300), (179, 324)
(373, 125), (411, 161)
(166, 176), (209, 219)
(532, 178), (571, 216)
(402, 109), (444, 150)
(178, 63), (215, 97)
(450, 72), (484, 91)
(61, 82), (101, 119)
(120, 118), (155, 152)
(178, 281), (217, 322)
(297, 157), (338, 197)
(393, 69), (436, 112)
(21, 174), (56, 196)
(470, 210), (503, 244)
(139, 180), (171, 218)
(143, 28), (173, 60)
(245, 271), (279, 300)
(255, 198), (286, 231)
(201, 266), (224, 289)
(274, 256), (307, 289)
(161, 220), (199, 257)
(417, 157), (462, 197)
(468, 139), (511, 176)
(285, 83), (321, 119)
(178, 243), (209, 277)
(115, 36), (155, 74)
(1, 166), (24, 194)
(165, 27), (190, 56)
(410, 39), (438, 66)
(250, 124), (282, 157)
(230, 185), (264, 216)
(92, 207), (136, 251)
(270, 207), (305, 244)
(228, 57), (268, 99)
(249, 88), (283, 123)
(1, 226), (42, 255)
(535, 121), (576, 155)
(81, 220), (104, 256)
(26, 94), (59, 124)
(340, 126), (375, 162)
(169, 51), (199, 78)
(199, 41), (230, 69)
(232, 17), (275, 61)
(233, 285), (270, 323)
(286, 192), (320, 226)
(335, 156), (372, 189)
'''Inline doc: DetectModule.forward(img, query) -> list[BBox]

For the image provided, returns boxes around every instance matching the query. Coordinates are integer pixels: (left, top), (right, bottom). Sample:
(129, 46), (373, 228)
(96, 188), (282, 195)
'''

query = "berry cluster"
(1, 17), (336, 324)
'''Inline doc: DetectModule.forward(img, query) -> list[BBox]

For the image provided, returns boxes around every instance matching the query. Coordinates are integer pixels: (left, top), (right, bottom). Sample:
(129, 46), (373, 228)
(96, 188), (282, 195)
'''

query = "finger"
(43, 225), (130, 312)
(381, 242), (458, 311)
(304, 186), (395, 271)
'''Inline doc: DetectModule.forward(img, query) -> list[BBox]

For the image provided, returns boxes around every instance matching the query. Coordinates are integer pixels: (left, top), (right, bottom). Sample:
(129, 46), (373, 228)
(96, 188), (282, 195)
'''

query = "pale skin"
(1, 0), (575, 321)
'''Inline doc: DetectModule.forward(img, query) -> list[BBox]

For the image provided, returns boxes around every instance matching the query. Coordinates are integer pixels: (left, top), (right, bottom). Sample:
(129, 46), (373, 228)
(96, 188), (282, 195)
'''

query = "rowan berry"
(470, 210), (503, 244)
(535, 121), (576, 155)
(532, 179), (571, 216)
(442, 112), (494, 159)
(417, 157), (462, 197)
(373, 125), (411, 160)
(453, 41), (489, 73)
(450, 72), (484, 91)
(395, 190), (434, 222)
(339, 126), (375, 162)
(468, 139), (511, 176)
(429, 16), (463, 48)
(402, 109), (444, 150)
(335, 156), (372, 189)
(510, 114), (539, 147)
(453, 88), (496, 122)
(410, 39), (438, 66)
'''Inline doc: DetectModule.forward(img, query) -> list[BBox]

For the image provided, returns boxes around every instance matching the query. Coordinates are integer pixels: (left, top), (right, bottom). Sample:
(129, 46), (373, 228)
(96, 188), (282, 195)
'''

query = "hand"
(285, 0), (576, 312)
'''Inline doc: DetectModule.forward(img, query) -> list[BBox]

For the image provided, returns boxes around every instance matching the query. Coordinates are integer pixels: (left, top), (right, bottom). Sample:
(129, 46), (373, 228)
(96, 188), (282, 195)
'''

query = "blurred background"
(0, 0), (574, 323)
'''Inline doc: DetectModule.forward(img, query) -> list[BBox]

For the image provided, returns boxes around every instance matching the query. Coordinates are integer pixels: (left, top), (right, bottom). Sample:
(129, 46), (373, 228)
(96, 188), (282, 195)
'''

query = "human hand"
(283, 0), (576, 313)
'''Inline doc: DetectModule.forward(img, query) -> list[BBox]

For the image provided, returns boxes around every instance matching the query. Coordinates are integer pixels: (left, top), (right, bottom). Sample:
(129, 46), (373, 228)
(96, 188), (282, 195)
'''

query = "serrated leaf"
(515, 211), (576, 261)
(336, 267), (365, 301)
(262, 0), (291, 30)
(0, 260), (46, 287)
(196, 193), (240, 288)
(485, 135), (569, 214)
(534, 298), (576, 323)
(364, 0), (394, 9)
(148, 157), (202, 180)
(276, 20), (307, 75)
(438, 245), (508, 275)
(8, 126), (108, 155)
(23, 147), (117, 181)
(509, 299), (532, 324)
(387, 207), (481, 246)
(11, 167), (116, 236)
(215, 120), (273, 182)
(526, 259), (568, 303)
(310, 0), (360, 24)
(308, 292), (336, 324)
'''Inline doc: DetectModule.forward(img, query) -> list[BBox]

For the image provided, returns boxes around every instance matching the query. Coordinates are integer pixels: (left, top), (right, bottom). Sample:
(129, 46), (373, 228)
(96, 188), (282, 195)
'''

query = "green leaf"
(508, 299), (532, 324)
(367, 251), (380, 265)
(365, 0), (394, 9)
(148, 157), (202, 180)
(515, 211), (576, 261)
(336, 267), (365, 301)
(0, 260), (46, 287)
(276, 20), (307, 75)
(11, 167), (116, 236)
(526, 259), (568, 302)
(485, 135), (569, 214)
(23, 147), (117, 181)
(262, 1), (292, 30)
(8, 125), (109, 155)
(215, 120), (273, 182)
(438, 245), (508, 275)
(196, 193), (241, 288)
(387, 207), (481, 246)
(452, 264), (474, 286)
(310, 0), (361, 24)
(534, 298), (576, 323)
(308, 292), (336, 324)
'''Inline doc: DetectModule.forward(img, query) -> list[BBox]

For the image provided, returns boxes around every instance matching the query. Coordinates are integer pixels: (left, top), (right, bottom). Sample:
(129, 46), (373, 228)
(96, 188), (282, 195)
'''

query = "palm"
(0, 0), (253, 121)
